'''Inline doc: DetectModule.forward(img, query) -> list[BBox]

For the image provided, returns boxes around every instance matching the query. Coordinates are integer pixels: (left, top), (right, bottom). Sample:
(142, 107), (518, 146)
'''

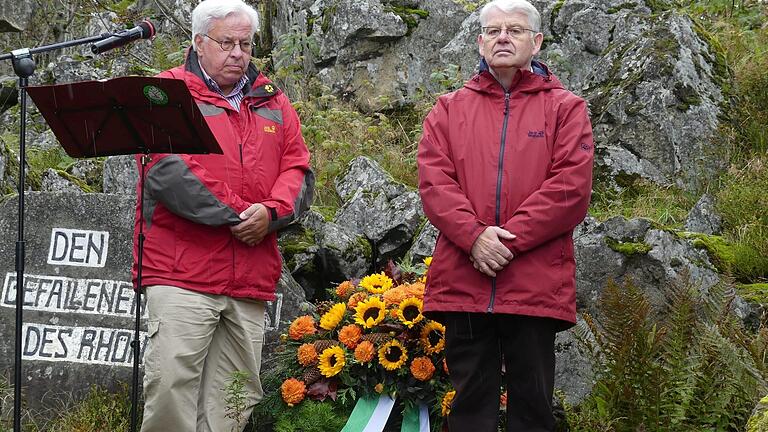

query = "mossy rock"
(385, 6), (429, 35)
(605, 237), (652, 256)
(279, 228), (317, 272)
(679, 232), (768, 282)
(684, 233), (735, 269)
(747, 395), (768, 432)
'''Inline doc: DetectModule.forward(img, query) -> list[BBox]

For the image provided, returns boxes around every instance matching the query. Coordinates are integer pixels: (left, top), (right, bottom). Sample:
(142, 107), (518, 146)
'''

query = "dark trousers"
(443, 313), (557, 432)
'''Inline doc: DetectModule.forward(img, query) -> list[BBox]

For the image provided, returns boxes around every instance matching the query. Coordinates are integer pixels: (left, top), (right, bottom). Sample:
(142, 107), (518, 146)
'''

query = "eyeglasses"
(204, 34), (253, 52)
(481, 26), (537, 39)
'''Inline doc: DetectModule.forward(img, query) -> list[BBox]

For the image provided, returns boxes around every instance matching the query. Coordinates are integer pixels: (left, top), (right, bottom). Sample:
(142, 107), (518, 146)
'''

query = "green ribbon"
(340, 395), (430, 432)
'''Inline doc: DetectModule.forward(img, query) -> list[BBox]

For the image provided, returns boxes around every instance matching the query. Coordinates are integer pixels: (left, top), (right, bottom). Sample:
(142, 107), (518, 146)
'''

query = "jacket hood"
(465, 58), (564, 95)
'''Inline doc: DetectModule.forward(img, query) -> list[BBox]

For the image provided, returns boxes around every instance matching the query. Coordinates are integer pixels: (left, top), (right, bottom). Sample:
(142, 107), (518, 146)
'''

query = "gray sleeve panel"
(145, 155), (242, 226)
(141, 195), (160, 230)
(197, 103), (226, 117)
(267, 168), (315, 233)
(252, 107), (283, 125)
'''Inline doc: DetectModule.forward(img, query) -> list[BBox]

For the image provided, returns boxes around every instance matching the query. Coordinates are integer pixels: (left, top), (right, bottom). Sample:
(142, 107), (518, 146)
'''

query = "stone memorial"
(0, 192), (297, 409)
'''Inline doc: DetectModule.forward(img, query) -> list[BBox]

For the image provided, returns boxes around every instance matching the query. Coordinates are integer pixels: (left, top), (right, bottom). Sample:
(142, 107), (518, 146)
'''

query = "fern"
(656, 276), (700, 427)
(572, 276), (768, 431)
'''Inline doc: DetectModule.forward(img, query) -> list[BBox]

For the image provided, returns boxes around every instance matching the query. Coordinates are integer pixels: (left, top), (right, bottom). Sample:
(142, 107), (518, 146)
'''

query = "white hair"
(191, 0), (260, 50)
(479, 0), (541, 31)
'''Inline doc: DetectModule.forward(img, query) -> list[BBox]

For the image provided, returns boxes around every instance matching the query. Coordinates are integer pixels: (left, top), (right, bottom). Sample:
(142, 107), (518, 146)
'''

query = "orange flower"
(443, 358), (449, 375)
(383, 286), (407, 306)
(338, 324), (362, 349)
(288, 315), (317, 341)
(404, 282), (425, 299)
(410, 356), (435, 381)
(335, 280), (356, 299)
(354, 340), (375, 363)
(374, 383), (384, 394)
(297, 343), (318, 366)
(281, 378), (306, 406)
(347, 291), (368, 310)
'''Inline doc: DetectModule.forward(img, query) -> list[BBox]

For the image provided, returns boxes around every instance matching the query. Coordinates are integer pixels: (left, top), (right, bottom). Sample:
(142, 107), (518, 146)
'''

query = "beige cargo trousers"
(140, 285), (266, 432)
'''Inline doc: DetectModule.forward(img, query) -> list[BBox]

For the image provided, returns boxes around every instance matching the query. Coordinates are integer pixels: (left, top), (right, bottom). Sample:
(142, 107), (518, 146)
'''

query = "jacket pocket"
(143, 320), (161, 384)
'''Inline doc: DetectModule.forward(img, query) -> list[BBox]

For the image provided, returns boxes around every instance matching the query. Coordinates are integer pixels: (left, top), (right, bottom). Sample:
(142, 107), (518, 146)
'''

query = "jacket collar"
(477, 58), (548, 77)
(468, 58), (562, 96)
(182, 48), (281, 106)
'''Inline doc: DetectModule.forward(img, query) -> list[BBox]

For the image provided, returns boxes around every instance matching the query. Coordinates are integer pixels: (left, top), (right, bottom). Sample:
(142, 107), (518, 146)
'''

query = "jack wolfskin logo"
(527, 130), (545, 138)
(264, 125), (276, 133)
(580, 142), (593, 151)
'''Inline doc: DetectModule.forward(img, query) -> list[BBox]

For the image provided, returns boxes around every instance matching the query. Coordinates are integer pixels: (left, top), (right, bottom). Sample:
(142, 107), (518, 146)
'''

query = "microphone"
(91, 20), (156, 54)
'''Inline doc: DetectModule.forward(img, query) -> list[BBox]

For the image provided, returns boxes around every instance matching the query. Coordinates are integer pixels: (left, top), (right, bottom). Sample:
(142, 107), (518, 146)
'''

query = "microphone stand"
(0, 32), (126, 432)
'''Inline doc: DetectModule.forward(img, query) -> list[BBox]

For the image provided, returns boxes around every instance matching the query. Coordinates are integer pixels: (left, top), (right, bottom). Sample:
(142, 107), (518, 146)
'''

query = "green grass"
(589, 178), (695, 228)
(294, 94), (428, 209)
(47, 385), (133, 432)
(712, 158), (768, 282)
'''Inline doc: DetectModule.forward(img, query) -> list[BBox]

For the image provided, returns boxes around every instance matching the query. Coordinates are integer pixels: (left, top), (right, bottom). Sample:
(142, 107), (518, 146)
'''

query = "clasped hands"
(470, 226), (516, 277)
(230, 203), (269, 246)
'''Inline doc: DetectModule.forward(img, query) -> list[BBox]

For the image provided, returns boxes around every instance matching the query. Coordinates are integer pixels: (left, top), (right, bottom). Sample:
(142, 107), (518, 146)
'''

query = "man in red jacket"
(132, 0), (313, 430)
(417, 0), (593, 430)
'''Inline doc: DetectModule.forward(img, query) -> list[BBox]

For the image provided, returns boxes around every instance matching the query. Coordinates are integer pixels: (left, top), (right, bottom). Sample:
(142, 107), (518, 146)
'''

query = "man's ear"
(193, 34), (204, 51)
(531, 32), (544, 56)
(477, 33), (485, 58)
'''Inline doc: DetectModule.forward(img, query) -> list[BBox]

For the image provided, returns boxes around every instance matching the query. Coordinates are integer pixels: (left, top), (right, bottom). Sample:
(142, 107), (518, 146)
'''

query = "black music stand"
(26, 76), (222, 432)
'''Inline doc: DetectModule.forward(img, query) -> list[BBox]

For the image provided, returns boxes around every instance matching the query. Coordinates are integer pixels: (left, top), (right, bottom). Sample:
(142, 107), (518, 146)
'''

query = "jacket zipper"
(488, 92), (511, 313)
(233, 139), (243, 289)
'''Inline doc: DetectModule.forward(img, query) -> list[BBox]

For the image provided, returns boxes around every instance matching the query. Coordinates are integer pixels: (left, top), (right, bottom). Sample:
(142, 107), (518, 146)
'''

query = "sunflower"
(354, 296), (387, 328)
(318, 345), (346, 377)
(280, 378), (306, 407)
(378, 339), (408, 371)
(396, 297), (424, 327)
(354, 340), (376, 363)
(338, 324), (362, 348)
(335, 280), (356, 299)
(360, 272), (393, 294)
(297, 343), (318, 366)
(319, 303), (346, 331)
(288, 315), (317, 341)
(423, 256), (432, 267)
(420, 321), (446, 354)
(409, 356), (435, 381)
(441, 390), (456, 416)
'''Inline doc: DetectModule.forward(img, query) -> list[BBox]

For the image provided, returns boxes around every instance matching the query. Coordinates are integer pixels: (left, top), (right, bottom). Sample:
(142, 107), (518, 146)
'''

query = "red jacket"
(417, 61), (593, 327)
(132, 50), (313, 301)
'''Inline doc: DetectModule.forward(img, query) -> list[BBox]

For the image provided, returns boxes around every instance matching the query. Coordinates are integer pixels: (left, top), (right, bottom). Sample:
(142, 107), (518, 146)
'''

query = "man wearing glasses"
(417, 0), (593, 430)
(133, 0), (313, 430)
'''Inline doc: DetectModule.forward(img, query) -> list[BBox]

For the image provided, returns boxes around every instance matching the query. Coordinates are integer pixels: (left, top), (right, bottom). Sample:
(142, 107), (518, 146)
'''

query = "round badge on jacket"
(143, 85), (169, 105)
